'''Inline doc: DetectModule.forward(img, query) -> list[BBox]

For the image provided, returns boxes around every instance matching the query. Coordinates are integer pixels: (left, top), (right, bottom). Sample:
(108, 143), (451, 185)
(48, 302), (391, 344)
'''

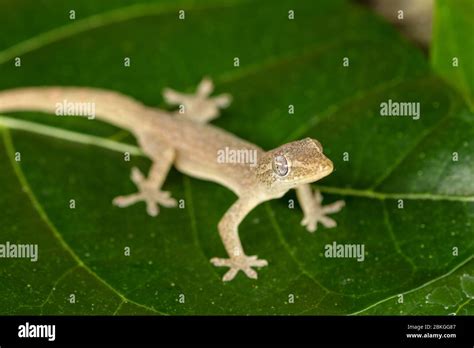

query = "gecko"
(0, 77), (345, 281)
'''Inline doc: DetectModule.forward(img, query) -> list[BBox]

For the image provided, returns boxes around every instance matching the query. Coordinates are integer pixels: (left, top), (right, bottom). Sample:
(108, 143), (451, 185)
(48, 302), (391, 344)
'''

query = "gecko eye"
(272, 155), (289, 177)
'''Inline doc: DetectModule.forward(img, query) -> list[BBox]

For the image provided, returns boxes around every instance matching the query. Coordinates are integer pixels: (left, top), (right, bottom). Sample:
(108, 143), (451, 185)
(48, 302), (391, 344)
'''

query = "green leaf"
(0, 0), (472, 315)
(432, 0), (474, 111)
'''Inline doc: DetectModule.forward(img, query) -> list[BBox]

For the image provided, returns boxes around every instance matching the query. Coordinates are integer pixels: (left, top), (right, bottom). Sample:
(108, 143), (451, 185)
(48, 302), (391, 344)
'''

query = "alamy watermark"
(18, 322), (55, 341)
(217, 146), (258, 167)
(55, 99), (96, 120)
(324, 241), (365, 262)
(0, 241), (38, 262)
(380, 99), (420, 120)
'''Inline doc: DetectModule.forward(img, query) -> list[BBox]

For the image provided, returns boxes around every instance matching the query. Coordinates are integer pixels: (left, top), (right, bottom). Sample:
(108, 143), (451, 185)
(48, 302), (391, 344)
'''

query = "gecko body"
(0, 78), (345, 281)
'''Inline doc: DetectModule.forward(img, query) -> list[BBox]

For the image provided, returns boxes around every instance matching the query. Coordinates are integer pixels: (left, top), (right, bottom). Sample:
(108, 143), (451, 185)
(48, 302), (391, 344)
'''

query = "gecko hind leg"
(113, 137), (177, 216)
(162, 77), (232, 123)
(296, 185), (345, 232)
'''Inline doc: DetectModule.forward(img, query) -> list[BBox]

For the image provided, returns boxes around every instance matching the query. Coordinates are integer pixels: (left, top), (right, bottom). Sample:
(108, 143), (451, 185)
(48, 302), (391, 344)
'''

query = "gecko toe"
(320, 216), (337, 228)
(306, 222), (318, 233)
(322, 200), (346, 214)
(113, 193), (142, 207)
(210, 257), (230, 267)
(154, 191), (177, 207)
(130, 167), (145, 184)
(146, 200), (160, 217)
(243, 268), (258, 279)
(247, 256), (268, 267)
(223, 268), (239, 282)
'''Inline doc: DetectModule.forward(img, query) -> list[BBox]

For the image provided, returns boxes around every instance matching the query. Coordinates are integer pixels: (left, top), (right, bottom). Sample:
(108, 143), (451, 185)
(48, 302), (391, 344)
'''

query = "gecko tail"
(0, 86), (149, 130)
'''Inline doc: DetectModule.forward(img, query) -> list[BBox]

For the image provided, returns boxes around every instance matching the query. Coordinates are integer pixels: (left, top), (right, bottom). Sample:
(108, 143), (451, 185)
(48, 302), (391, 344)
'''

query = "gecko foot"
(162, 77), (232, 123)
(112, 167), (177, 216)
(210, 255), (268, 281)
(301, 189), (345, 232)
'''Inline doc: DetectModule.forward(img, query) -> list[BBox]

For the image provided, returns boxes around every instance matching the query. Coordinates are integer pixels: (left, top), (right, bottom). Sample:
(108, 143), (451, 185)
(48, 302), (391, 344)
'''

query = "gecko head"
(256, 138), (334, 191)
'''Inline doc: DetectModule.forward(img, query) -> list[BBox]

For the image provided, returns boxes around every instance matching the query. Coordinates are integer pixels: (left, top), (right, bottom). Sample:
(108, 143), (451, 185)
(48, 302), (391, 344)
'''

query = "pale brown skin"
(0, 78), (345, 281)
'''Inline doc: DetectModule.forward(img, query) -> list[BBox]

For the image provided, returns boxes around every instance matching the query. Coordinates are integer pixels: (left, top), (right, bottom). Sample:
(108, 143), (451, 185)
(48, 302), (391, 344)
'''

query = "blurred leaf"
(432, 0), (474, 111)
(0, 0), (472, 315)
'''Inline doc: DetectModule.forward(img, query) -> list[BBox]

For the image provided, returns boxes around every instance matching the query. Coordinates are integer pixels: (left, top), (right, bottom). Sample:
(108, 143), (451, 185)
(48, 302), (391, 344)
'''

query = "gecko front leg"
(210, 197), (268, 281)
(296, 184), (345, 232)
(113, 133), (177, 216)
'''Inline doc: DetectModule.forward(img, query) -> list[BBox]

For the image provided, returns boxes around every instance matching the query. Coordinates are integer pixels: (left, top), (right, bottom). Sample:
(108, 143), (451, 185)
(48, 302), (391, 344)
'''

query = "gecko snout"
(324, 157), (334, 174)
(317, 154), (334, 180)
(325, 157), (334, 172)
